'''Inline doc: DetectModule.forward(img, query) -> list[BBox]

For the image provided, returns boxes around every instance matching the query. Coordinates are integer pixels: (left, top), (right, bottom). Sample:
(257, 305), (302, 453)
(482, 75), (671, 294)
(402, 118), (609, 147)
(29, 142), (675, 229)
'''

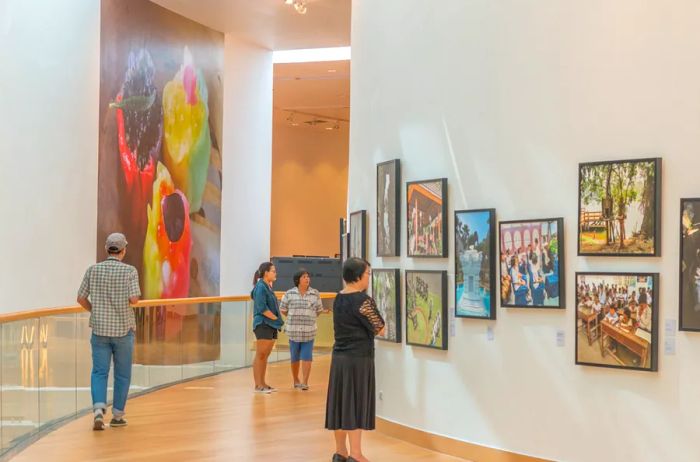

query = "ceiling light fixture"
(287, 111), (300, 126)
(283, 0), (307, 15)
(294, 1), (307, 14)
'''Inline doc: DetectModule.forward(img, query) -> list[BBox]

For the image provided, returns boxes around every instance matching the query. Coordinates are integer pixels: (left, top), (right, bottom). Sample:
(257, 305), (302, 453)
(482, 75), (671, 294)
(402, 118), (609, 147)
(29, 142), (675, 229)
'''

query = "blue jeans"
(91, 331), (134, 417)
(289, 339), (314, 362)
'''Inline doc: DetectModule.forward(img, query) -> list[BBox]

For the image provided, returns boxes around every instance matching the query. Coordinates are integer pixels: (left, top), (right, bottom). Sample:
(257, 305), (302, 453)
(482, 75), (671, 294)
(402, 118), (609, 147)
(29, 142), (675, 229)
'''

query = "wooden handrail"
(0, 292), (338, 324)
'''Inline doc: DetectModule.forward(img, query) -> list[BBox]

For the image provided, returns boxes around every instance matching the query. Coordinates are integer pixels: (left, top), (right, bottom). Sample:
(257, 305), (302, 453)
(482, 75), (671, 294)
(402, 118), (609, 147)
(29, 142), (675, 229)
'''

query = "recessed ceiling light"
(327, 69), (337, 73)
(284, 0), (293, 4)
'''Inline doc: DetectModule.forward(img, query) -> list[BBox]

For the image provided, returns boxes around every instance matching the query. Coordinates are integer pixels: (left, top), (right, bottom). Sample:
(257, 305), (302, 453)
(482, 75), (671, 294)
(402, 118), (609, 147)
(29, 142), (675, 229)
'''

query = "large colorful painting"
(377, 160), (401, 257)
(405, 270), (447, 350)
(578, 158), (661, 256)
(372, 269), (401, 343)
(680, 199), (700, 331)
(407, 178), (448, 257)
(455, 209), (496, 319)
(499, 218), (564, 309)
(575, 272), (658, 372)
(98, 0), (223, 300)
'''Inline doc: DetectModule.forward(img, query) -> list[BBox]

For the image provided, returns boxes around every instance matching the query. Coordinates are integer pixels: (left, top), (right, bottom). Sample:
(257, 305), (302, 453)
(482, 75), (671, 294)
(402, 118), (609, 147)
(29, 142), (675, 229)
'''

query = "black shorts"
(254, 323), (278, 340)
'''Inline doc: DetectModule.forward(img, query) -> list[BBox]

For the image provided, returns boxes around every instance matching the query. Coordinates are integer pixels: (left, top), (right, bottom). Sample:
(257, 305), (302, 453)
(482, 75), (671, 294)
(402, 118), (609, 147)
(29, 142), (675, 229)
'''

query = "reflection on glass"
(38, 315), (77, 427)
(2, 319), (40, 449)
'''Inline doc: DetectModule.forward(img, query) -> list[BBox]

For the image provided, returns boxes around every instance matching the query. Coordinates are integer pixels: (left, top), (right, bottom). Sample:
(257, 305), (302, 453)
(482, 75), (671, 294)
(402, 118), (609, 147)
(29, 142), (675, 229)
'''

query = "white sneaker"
(255, 386), (272, 394)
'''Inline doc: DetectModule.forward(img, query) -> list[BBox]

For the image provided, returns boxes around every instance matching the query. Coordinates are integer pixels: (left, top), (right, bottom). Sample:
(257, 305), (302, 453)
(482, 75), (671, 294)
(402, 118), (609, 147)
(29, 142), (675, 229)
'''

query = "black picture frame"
(372, 269), (402, 343)
(498, 218), (565, 309)
(454, 208), (496, 320)
(577, 157), (662, 257)
(679, 198), (700, 331)
(405, 270), (448, 350)
(349, 210), (367, 259)
(377, 159), (401, 257)
(575, 271), (659, 372)
(406, 178), (448, 258)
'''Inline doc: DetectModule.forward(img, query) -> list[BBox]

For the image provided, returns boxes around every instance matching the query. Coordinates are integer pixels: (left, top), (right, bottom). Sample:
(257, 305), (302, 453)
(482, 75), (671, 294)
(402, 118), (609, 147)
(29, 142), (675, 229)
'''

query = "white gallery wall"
(0, 0), (100, 313)
(0, 0), (273, 311)
(219, 35), (273, 295)
(350, 1), (700, 461)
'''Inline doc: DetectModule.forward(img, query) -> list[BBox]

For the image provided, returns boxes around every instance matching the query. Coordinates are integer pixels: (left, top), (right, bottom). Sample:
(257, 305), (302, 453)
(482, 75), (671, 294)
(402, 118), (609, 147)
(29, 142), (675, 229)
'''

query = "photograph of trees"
(578, 158), (661, 256)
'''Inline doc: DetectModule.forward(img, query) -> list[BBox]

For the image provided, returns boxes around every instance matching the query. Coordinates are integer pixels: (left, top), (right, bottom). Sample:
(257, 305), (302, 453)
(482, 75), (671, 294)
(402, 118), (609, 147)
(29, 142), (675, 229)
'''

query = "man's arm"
(128, 268), (142, 306)
(77, 268), (91, 312)
(77, 296), (92, 312)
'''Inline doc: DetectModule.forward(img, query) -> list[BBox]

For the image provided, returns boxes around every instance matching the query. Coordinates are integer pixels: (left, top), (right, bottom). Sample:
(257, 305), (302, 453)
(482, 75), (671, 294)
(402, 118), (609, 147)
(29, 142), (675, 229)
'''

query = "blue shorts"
(289, 340), (314, 362)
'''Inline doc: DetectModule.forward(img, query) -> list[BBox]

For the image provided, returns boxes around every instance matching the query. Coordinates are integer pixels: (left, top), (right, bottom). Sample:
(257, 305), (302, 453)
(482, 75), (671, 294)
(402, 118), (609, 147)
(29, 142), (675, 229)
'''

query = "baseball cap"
(105, 233), (128, 252)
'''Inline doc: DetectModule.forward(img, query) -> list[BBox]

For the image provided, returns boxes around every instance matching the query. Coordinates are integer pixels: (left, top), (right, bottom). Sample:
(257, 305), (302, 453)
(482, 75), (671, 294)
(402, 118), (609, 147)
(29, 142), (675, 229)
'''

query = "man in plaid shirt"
(77, 233), (141, 431)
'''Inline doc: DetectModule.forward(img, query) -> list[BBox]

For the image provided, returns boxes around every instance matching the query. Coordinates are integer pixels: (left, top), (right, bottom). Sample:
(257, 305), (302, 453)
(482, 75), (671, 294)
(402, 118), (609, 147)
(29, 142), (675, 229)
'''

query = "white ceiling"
(273, 59), (350, 130)
(152, 0), (351, 50)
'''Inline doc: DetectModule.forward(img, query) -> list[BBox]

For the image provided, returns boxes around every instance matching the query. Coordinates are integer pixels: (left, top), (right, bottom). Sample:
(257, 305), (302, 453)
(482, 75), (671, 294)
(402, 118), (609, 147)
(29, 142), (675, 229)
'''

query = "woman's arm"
(359, 298), (385, 335)
(253, 286), (278, 320)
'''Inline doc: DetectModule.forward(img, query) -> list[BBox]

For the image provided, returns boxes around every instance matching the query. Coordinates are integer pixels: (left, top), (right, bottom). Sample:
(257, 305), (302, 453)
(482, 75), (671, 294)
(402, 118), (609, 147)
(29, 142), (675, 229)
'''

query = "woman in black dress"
(326, 258), (385, 462)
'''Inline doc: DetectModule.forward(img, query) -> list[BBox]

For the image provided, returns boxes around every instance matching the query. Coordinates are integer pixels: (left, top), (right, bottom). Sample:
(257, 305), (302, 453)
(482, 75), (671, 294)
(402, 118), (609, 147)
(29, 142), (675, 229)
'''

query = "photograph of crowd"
(407, 179), (448, 257)
(349, 210), (367, 259)
(499, 219), (564, 308)
(406, 271), (447, 350)
(372, 269), (401, 343)
(455, 209), (495, 319)
(377, 160), (401, 257)
(576, 273), (658, 371)
(578, 158), (661, 256)
(680, 198), (700, 331)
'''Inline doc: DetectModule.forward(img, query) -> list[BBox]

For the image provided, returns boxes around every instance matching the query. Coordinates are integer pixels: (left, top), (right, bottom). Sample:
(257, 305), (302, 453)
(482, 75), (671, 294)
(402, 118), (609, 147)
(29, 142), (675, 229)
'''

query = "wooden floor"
(13, 356), (465, 462)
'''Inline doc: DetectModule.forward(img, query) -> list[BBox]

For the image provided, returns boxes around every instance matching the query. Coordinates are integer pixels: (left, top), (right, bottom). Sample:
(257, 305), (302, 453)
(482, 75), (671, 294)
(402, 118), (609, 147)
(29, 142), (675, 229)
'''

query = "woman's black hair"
(293, 269), (310, 287)
(253, 262), (274, 285)
(343, 257), (370, 284)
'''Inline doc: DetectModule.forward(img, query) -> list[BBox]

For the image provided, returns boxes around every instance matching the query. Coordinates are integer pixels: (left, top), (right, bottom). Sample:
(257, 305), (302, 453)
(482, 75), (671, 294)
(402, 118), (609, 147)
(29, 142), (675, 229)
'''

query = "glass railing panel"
(1, 318), (39, 450)
(214, 301), (249, 372)
(75, 312), (93, 412)
(133, 305), (183, 390)
(38, 314), (77, 428)
(181, 302), (218, 379)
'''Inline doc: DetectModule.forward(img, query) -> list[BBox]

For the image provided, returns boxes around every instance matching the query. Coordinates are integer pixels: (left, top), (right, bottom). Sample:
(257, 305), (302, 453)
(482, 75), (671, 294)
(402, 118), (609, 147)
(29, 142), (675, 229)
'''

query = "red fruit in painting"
(111, 48), (162, 232)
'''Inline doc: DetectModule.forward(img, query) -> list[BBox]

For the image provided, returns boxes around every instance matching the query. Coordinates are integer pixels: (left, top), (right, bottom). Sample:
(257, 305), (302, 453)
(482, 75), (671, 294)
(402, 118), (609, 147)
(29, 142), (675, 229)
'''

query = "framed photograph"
(377, 159), (401, 257)
(349, 210), (367, 259)
(499, 218), (564, 309)
(372, 269), (401, 343)
(405, 270), (448, 350)
(455, 209), (496, 319)
(575, 272), (658, 372)
(680, 198), (700, 331)
(578, 158), (661, 256)
(407, 178), (448, 257)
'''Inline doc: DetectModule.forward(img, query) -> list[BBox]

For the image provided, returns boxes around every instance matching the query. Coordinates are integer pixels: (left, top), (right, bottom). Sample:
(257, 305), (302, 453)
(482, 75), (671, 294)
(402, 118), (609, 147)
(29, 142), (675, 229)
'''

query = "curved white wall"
(349, 1), (700, 460)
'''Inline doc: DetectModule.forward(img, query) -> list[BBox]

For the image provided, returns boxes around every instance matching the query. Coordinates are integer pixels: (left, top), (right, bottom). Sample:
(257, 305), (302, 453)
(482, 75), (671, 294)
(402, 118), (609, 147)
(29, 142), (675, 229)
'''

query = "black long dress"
(325, 291), (385, 430)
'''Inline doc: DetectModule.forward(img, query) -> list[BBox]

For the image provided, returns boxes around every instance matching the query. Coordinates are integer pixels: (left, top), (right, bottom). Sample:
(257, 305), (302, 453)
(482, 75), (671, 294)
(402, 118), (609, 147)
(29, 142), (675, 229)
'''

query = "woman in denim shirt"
(251, 262), (283, 394)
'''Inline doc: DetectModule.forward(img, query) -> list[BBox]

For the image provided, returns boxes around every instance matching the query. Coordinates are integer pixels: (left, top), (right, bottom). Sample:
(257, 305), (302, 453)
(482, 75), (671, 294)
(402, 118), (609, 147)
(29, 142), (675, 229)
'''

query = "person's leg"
(261, 339), (275, 387)
(90, 334), (111, 415)
(334, 430), (349, 458)
(255, 339), (275, 388)
(348, 429), (368, 461)
(300, 340), (314, 386)
(111, 331), (135, 421)
(289, 340), (301, 385)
